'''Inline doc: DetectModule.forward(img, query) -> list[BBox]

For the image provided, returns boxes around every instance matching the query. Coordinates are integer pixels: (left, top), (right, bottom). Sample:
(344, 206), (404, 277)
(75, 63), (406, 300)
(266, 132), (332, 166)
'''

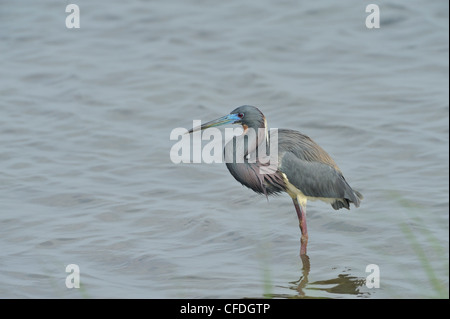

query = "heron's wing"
(273, 129), (341, 171)
(275, 129), (361, 208)
(280, 152), (350, 197)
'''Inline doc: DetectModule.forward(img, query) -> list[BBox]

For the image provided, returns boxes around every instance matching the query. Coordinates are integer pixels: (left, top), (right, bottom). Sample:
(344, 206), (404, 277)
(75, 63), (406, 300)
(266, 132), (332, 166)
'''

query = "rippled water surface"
(1, 0), (448, 298)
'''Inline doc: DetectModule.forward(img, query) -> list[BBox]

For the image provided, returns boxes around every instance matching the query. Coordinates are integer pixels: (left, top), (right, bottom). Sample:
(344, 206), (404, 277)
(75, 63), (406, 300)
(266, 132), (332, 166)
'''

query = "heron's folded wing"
(280, 151), (359, 205)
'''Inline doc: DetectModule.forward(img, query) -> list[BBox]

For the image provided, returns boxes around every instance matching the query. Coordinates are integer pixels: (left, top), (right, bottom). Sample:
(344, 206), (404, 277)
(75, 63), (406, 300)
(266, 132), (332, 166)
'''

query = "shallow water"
(0, 0), (448, 298)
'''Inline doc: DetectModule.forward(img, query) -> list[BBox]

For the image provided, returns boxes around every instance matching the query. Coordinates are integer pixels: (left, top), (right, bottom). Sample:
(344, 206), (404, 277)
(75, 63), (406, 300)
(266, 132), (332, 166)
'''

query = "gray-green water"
(1, 0), (448, 298)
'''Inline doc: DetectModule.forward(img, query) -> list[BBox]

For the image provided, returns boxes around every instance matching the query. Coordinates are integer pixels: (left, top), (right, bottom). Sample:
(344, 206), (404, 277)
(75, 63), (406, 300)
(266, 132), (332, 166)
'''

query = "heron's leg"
(293, 199), (308, 255)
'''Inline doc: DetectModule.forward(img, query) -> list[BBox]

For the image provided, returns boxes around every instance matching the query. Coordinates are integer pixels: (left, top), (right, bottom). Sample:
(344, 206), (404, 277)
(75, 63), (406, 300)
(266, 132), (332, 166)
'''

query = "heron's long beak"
(187, 113), (241, 134)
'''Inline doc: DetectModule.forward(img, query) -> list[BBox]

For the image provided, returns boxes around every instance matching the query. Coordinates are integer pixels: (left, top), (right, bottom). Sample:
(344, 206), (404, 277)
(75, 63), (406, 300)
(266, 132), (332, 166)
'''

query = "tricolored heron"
(187, 105), (362, 255)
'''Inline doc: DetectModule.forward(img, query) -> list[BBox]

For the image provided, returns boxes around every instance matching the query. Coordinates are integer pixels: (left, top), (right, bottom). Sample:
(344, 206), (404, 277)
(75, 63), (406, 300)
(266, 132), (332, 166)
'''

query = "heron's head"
(187, 105), (266, 133)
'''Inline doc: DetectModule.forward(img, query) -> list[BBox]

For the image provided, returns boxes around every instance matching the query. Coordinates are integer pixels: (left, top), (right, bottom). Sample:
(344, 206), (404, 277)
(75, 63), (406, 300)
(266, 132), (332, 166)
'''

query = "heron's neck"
(239, 120), (269, 159)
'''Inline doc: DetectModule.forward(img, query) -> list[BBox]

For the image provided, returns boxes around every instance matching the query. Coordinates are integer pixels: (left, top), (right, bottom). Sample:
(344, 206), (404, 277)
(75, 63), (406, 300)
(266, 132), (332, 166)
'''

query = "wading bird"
(187, 105), (362, 255)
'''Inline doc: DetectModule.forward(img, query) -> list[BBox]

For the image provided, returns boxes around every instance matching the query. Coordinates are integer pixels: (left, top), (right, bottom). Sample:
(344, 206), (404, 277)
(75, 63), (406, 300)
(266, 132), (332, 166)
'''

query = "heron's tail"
(349, 189), (363, 208)
(331, 189), (363, 210)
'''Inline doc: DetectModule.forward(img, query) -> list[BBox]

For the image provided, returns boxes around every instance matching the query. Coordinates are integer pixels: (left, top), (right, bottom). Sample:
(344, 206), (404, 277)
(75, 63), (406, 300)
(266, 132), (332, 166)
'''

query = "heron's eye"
(238, 113), (244, 118)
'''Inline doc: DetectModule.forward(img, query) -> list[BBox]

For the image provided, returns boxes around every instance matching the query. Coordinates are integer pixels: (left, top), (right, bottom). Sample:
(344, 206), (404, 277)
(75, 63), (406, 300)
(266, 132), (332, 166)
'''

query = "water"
(0, 0), (448, 298)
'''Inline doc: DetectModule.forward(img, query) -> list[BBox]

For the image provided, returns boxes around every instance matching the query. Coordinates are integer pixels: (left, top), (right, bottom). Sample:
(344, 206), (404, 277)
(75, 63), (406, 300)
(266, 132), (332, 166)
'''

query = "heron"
(187, 105), (363, 255)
